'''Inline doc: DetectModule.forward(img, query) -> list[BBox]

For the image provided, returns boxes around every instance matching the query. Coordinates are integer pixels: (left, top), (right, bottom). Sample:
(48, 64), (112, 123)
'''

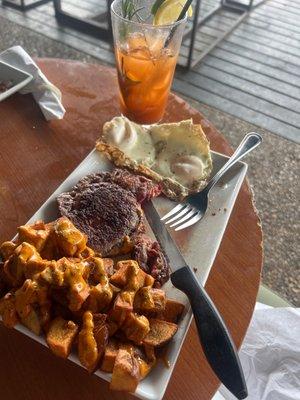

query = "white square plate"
(0, 61), (33, 102)
(2, 148), (247, 400)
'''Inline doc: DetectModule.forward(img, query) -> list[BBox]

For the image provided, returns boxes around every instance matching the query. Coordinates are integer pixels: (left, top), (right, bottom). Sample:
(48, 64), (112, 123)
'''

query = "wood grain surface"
(0, 59), (263, 400)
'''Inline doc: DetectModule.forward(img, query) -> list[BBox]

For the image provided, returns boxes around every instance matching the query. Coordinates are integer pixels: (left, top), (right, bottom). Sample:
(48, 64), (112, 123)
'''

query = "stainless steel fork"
(161, 132), (262, 231)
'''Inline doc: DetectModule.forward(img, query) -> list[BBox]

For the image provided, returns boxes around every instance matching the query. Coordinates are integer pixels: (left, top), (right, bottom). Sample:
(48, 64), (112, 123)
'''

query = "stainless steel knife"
(143, 200), (248, 400)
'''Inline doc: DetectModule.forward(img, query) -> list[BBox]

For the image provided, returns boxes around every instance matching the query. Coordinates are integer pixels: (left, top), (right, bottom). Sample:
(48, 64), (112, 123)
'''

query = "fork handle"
(171, 266), (248, 400)
(206, 132), (262, 192)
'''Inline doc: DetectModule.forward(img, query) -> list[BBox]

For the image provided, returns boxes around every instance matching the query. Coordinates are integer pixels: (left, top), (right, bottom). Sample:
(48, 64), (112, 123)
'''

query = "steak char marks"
(58, 169), (169, 286)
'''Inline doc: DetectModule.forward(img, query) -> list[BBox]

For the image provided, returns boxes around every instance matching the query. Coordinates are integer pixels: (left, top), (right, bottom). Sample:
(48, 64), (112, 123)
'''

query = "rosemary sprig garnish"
(121, 0), (144, 20)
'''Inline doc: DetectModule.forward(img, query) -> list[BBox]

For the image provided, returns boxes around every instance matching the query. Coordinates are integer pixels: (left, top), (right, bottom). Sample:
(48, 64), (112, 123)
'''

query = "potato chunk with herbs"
(0, 241), (17, 261)
(46, 317), (78, 359)
(15, 279), (50, 335)
(3, 242), (43, 287)
(54, 217), (87, 257)
(100, 338), (119, 373)
(143, 318), (178, 347)
(132, 345), (156, 379)
(17, 222), (50, 253)
(110, 347), (140, 392)
(0, 291), (18, 328)
(78, 311), (108, 373)
(110, 260), (154, 290)
(122, 313), (150, 344)
(155, 299), (185, 323)
(134, 287), (166, 313)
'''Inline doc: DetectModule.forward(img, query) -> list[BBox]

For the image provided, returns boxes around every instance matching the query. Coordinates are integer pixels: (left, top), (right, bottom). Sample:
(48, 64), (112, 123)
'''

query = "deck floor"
(1, 0), (299, 142)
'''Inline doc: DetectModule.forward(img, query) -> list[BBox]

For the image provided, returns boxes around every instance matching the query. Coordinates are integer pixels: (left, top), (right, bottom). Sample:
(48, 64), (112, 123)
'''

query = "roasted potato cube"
(36, 284), (51, 328)
(131, 345), (156, 379)
(37, 260), (65, 287)
(0, 291), (18, 328)
(110, 260), (154, 290)
(51, 299), (73, 321)
(111, 291), (135, 325)
(134, 287), (166, 313)
(79, 246), (95, 259)
(93, 313), (109, 358)
(118, 343), (154, 378)
(155, 299), (185, 323)
(110, 283), (121, 298)
(78, 311), (108, 373)
(109, 261), (136, 287)
(21, 308), (42, 335)
(46, 317), (78, 358)
(114, 290), (134, 312)
(110, 348), (140, 392)
(102, 258), (114, 277)
(15, 279), (50, 334)
(107, 319), (119, 337)
(54, 217), (87, 257)
(138, 358), (153, 379)
(82, 257), (106, 285)
(3, 242), (42, 287)
(144, 274), (155, 287)
(68, 284), (90, 313)
(63, 259), (90, 312)
(15, 279), (38, 319)
(123, 313), (150, 344)
(40, 231), (59, 261)
(100, 338), (119, 372)
(0, 241), (17, 261)
(17, 223), (50, 253)
(24, 259), (49, 280)
(86, 283), (113, 313)
(143, 344), (156, 362)
(143, 319), (178, 347)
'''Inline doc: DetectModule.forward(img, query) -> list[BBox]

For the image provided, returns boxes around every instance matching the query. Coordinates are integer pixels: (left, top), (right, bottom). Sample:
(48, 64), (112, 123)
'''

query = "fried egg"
(97, 117), (212, 200)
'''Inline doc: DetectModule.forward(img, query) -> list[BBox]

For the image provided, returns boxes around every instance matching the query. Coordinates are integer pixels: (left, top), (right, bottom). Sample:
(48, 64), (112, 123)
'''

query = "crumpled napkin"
(0, 45), (65, 120)
(214, 303), (300, 400)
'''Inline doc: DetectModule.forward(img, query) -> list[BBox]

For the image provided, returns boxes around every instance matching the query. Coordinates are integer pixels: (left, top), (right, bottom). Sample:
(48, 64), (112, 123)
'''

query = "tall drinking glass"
(111, 0), (186, 124)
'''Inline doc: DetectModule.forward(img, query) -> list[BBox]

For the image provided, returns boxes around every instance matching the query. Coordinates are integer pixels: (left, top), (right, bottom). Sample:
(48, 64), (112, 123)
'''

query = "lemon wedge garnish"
(125, 71), (141, 84)
(153, 0), (193, 26)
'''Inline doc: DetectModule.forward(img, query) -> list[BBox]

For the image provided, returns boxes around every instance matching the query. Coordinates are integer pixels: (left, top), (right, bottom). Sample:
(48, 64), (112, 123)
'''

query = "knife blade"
(143, 200), (248, 400)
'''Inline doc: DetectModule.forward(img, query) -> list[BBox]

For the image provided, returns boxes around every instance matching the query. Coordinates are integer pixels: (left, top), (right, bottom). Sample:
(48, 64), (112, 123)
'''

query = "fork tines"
(161, 203), (202, 231)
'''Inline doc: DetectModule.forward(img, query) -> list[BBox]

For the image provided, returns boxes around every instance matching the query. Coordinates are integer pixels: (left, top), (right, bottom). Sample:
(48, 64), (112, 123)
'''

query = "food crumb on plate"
(0, 80), (13, 93)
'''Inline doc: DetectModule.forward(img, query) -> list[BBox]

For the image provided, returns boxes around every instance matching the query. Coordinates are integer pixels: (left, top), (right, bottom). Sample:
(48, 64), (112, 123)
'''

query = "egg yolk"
(170, 155), (205, 186)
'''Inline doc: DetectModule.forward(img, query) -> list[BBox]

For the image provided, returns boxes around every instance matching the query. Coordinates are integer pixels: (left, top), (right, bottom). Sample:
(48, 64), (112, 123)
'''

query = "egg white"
(103, 116), (155, 167)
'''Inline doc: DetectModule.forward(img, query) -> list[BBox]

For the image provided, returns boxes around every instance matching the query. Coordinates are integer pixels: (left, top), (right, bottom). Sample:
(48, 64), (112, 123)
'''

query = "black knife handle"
(171, 266), (248, 400)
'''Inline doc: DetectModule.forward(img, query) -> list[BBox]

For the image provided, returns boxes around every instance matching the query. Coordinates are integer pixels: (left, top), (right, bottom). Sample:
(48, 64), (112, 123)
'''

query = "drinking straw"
(164, 0), (194, 47)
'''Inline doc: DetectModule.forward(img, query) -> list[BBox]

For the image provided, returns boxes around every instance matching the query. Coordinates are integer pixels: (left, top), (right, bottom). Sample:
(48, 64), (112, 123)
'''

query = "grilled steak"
(100, 169), (161, 203)
(57, 170), (160, 257)
(133, 235), (169, 288)
(58, 182), (143, 257)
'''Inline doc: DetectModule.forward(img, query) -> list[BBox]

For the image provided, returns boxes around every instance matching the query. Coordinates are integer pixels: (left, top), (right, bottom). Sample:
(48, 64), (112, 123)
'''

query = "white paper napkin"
(0, 46), (65, 120)
(213, 303), (300, 400)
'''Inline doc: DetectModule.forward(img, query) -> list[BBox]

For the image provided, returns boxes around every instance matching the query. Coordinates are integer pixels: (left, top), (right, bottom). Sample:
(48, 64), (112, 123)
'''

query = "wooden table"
(0, 59), (262, 400)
